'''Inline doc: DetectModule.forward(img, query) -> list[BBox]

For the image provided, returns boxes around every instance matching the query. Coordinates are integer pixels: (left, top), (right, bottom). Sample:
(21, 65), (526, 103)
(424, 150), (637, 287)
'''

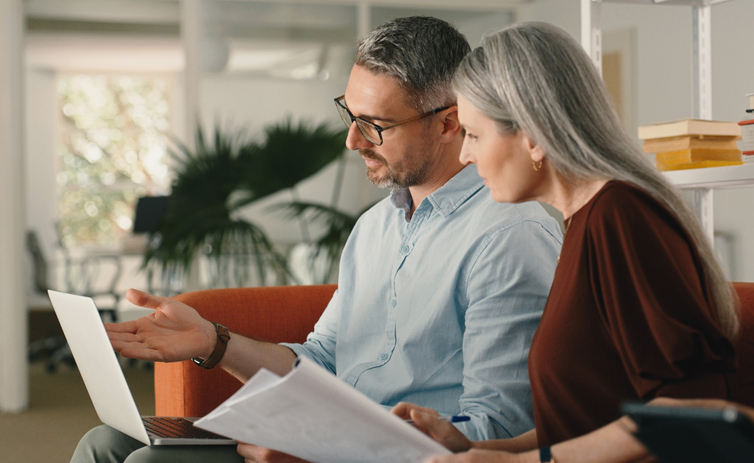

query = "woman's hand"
(391, 402), (472, 453)
(105, 288), (217, 362)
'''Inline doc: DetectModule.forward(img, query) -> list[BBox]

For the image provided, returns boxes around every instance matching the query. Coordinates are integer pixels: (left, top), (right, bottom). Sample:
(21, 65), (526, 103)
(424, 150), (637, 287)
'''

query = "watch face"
(193, 321), (230, 369)
(192, 357), (211, 369)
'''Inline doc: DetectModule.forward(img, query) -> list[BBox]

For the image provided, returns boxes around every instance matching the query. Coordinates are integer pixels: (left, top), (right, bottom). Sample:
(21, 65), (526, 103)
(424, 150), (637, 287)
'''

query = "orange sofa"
(733, 282), (754, 408)
(155, 284), (336, 417)
(155, 282), (754, 417)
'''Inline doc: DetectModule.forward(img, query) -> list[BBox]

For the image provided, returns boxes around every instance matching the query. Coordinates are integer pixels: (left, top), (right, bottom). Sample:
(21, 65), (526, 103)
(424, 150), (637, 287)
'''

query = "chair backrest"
(155, 284), (337, 417)
(731, 282), (754, 408)
(154, 283), (754, 416)
(26, 230), (49, 294)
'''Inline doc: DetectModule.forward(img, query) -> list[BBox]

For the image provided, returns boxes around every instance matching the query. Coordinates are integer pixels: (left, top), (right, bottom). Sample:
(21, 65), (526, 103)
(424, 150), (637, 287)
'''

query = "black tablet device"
(622, 401), (754, 463)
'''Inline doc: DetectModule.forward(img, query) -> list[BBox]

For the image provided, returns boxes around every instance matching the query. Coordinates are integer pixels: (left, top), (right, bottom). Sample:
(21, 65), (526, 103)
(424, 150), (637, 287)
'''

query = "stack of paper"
(194, 357), (451, 463)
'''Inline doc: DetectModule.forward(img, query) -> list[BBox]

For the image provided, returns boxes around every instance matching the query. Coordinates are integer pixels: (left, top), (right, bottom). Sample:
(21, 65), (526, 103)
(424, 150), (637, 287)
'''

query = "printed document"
(194, 356), (451, 463)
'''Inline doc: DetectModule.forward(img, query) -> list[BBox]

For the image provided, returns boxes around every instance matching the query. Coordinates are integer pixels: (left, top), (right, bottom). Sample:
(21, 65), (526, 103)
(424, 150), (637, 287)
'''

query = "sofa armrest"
(154, 284), (337, 417)
(732, 282), (754, 408)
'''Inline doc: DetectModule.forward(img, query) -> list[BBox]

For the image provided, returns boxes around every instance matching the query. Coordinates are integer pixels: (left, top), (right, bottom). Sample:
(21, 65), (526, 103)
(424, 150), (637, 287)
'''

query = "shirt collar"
(389, 165), (485, 220)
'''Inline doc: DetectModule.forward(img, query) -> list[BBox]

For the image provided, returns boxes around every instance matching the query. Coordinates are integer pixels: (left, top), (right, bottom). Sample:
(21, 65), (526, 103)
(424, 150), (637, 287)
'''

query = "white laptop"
(48, 290), (236, 446)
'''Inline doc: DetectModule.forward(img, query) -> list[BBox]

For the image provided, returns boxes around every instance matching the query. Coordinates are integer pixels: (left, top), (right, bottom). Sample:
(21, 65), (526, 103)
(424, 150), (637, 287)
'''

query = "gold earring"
(532, 160), (543, 172)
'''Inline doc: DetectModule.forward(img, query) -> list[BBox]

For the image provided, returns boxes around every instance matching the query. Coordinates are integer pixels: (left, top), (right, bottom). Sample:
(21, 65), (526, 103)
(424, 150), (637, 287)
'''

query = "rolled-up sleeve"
(280, 290), (340, 375)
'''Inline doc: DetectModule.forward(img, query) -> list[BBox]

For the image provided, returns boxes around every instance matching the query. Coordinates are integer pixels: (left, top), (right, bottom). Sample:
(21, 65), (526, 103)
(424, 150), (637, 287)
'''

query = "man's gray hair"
(355, 16), (470, 113)
(453, 22), (739, 338)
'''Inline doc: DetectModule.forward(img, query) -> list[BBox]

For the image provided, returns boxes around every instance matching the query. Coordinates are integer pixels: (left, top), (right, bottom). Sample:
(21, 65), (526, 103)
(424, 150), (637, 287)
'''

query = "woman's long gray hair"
(453, 22), (738, 338)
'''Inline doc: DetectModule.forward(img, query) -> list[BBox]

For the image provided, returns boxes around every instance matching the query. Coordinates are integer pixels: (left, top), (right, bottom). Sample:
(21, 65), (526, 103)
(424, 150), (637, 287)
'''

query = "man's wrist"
(192, 321), (230, 369)
(203, 319), (218, 359)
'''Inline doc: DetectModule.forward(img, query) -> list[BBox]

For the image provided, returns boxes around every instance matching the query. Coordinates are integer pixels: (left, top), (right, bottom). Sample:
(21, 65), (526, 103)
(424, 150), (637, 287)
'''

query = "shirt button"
(402, 246), (410, 253)
(379, 353), (388, 361)
(390, 299), (397, 308)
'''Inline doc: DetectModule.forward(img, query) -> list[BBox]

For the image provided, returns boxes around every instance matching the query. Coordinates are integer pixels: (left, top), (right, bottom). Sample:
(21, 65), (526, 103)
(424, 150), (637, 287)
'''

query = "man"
(71, 16), (562, 463)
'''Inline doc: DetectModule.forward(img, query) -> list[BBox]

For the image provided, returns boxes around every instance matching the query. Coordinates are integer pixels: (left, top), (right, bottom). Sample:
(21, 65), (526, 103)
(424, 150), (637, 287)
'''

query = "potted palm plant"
(143, 118), (347, 289)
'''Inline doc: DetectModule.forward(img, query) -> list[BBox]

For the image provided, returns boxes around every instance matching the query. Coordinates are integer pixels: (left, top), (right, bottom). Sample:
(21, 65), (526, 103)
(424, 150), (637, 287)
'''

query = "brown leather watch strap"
(192, 322), (230, 369)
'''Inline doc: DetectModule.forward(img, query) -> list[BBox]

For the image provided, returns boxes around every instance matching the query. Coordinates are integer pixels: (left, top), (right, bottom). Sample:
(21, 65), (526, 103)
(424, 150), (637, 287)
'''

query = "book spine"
(740, 121), (754, 152)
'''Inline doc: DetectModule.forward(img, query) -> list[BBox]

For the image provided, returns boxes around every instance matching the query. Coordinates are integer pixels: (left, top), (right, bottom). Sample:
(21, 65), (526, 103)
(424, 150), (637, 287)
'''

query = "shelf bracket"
(581, 0), (602, 77)
(690, 188), (714, 244)
(690, 6), (714, 245)
(692, 5), (712, 120)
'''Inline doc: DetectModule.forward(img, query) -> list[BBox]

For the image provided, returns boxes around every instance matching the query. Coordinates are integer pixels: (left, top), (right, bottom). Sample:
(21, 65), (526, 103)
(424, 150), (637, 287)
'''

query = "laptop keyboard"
(143, 416), (229, 440)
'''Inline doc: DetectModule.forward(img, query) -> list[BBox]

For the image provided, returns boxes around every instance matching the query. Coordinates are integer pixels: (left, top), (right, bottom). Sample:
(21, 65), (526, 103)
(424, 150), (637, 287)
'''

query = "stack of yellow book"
(638, 119), (743, 171)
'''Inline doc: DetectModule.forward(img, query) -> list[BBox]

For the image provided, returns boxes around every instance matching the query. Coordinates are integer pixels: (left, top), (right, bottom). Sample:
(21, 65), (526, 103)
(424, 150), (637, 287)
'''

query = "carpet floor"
(0, 359), (154, 463)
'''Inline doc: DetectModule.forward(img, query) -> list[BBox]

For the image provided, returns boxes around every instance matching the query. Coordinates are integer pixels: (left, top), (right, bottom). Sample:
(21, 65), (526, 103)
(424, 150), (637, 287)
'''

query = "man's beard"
(361, 141), (434, 190)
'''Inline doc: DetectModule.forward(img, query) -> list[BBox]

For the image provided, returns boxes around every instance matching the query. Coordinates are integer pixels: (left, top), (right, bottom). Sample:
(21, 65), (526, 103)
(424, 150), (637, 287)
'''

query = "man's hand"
(391, 402), (472, 453)
(236, 443), (311, 463)
(105, 288), (217, 362)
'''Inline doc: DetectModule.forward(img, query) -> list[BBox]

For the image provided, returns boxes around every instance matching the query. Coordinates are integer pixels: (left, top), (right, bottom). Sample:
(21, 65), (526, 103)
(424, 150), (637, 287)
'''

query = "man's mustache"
(359, 150), (387, 165)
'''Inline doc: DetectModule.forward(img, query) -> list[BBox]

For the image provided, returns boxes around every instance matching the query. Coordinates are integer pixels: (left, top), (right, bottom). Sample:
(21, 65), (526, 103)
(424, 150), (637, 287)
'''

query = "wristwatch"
(192, 321), (230, 369)
(540, 446), (555, 463)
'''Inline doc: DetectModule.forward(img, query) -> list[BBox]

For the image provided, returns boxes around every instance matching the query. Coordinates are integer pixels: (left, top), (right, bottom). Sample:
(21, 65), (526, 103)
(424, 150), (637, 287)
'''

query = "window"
(56, 75), (171, 246)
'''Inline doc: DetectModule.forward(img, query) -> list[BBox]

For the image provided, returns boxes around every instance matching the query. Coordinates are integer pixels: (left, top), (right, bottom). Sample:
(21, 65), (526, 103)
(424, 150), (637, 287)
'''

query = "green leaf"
(143, 118), (348, 288)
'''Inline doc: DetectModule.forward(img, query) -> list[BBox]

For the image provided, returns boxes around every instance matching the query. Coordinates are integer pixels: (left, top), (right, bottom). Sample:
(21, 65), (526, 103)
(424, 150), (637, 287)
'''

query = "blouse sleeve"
(585, 185), (735, 399)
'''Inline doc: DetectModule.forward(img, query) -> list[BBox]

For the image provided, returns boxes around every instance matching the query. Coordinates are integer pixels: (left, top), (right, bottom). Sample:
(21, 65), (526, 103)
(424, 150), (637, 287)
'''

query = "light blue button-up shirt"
(283, 165), (562, 440)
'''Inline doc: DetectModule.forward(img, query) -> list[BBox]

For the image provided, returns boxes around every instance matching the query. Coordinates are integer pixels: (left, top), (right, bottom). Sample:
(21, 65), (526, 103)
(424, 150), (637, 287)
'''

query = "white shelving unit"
(581, 0), (734, 120)
(664, 162), (754, 190)
(580, 0), (751, 242)
(664, 164), (754, 242)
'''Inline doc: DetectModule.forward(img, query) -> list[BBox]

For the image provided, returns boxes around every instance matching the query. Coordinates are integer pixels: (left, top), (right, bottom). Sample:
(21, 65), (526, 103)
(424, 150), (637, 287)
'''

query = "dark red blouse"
(528, 181), (736, 447)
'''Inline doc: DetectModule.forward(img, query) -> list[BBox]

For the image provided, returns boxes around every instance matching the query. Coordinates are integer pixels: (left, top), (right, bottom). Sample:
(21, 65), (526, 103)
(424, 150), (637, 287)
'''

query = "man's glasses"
(334, 95), (449, 146)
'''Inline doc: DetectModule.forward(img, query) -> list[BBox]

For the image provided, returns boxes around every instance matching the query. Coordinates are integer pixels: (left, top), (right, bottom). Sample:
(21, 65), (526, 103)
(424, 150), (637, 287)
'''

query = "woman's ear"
(524, 134), (545, 163)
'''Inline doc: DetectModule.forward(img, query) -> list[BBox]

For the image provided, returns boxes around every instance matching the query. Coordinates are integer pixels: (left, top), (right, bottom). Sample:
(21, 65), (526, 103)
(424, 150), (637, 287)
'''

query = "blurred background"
(2, 1), (754, 461)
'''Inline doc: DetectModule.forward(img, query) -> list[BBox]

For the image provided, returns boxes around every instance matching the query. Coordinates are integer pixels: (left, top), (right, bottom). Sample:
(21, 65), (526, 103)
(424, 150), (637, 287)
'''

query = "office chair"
(26, 229), (123, 372)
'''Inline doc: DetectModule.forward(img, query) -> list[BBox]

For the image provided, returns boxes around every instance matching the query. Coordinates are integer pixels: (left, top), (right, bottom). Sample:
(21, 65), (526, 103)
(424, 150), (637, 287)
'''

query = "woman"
(393, 22), (739, 463)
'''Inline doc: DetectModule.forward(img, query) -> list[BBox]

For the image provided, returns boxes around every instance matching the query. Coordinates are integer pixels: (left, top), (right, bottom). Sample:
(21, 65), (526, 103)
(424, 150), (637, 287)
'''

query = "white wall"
(22, 9), (518, 288)
(25, 70), (59, 262)
(1, 0), (29, 413)
(518, 0), (754, 282)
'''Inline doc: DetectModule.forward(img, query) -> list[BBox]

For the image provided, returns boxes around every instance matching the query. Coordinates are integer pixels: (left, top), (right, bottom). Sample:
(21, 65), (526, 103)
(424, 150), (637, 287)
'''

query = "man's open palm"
(105, 288), (215, 363)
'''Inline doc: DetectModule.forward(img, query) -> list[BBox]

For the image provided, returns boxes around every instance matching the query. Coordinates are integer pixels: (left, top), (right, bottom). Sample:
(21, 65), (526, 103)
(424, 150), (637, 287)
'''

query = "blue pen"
(405, 415), (470, 424)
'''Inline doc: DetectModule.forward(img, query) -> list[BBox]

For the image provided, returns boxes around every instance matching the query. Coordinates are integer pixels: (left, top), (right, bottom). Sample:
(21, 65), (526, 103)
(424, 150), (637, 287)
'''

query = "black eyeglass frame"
(334, 95), (450, 146)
